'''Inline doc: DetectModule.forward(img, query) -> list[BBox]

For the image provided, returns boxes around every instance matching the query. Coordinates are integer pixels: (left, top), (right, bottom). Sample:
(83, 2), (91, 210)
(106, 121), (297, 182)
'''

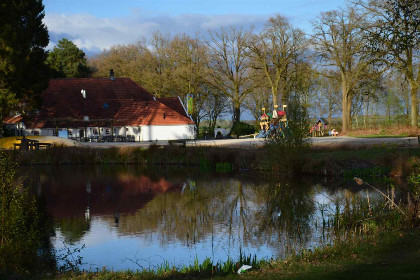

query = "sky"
(43, 0), (347, 56)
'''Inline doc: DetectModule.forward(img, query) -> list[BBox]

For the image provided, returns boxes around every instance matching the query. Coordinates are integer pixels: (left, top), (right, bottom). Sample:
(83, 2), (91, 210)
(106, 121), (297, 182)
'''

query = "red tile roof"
(25, 78), (194, 128)
(3, 115), (23, 124)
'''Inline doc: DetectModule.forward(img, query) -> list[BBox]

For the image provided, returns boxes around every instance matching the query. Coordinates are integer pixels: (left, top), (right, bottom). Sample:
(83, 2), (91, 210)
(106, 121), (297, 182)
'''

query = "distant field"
(0, 136), (79, 150)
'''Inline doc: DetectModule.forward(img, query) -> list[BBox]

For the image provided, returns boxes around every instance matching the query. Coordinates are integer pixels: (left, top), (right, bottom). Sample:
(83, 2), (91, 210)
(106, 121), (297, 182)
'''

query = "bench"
(168, 139), (186, 147)
(35, 143), (53, 149)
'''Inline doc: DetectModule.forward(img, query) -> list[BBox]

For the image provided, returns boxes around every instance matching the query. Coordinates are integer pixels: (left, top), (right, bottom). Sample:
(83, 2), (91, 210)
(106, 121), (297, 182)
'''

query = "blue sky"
(43, 0), (347, 55)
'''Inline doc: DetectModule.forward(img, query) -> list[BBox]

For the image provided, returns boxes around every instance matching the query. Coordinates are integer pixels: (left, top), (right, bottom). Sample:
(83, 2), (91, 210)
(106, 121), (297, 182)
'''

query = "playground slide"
(256, 130), (267, 138)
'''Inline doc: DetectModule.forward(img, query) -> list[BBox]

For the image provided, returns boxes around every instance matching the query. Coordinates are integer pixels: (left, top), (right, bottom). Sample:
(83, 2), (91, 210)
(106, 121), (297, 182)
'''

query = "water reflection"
(28, 165), (368, 271)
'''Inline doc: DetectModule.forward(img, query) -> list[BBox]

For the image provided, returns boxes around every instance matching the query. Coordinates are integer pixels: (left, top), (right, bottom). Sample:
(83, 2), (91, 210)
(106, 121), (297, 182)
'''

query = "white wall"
(25, 124), (195, 141)
(140, 125), (195, 141)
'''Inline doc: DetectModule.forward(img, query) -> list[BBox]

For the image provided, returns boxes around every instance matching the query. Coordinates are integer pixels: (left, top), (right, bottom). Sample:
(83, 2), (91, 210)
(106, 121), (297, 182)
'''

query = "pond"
(27, 165), (377, 271)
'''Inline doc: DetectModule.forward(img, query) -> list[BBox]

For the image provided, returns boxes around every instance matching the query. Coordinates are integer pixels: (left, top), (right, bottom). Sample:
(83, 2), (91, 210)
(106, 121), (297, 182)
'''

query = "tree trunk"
(341, 80), (350, 133)
(272, 86), (278, 109)
(192, 112), (200, 135)
(328, 112), (332, 127)
(409, 80), (418, 128)
(233, 101), (241, 123)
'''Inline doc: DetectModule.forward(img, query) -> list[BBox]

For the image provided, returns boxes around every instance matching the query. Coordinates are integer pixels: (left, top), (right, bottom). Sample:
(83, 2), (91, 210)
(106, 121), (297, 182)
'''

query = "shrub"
(0, 152), (55, 276)
(265, 97), (311, 173)
(230, 122), (256, 138)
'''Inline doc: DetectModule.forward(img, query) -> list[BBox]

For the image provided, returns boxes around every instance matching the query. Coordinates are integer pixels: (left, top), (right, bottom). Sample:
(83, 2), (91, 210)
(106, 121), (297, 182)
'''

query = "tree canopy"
(0, 0), (50, 119)
(87, 2), (420, 133)
(47, 38), (91, 78)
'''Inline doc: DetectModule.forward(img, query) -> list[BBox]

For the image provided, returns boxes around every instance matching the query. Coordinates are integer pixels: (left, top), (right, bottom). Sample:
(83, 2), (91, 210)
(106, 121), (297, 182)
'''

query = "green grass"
(351, 134), (409, 138)
(0, 135), (78, 149)
(234, 230), (420, 280)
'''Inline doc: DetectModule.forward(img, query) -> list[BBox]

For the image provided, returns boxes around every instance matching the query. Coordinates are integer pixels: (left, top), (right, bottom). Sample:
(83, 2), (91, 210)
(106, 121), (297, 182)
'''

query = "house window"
(68, 129), (73, 136)
(53, 130), (58, 136)
(33, 130), (40, 136)
(93, 128), (99, 135)
(105, 128), (110, 135)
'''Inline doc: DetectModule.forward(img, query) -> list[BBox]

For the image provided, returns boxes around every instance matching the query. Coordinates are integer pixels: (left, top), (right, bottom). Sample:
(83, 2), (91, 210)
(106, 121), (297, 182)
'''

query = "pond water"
(27, 165), (373, 271)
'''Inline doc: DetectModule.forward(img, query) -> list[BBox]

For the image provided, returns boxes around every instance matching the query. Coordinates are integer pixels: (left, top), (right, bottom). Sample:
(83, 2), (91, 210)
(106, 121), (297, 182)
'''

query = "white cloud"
(44, 12), (269, 55)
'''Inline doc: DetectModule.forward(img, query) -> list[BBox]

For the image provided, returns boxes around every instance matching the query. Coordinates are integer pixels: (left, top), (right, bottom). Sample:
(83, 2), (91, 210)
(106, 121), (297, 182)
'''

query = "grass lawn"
(0, 136), (79, 149)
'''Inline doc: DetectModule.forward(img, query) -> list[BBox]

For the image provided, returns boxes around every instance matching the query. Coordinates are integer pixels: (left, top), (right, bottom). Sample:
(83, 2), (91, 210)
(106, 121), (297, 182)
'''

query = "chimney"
(109, 69), (115, 81)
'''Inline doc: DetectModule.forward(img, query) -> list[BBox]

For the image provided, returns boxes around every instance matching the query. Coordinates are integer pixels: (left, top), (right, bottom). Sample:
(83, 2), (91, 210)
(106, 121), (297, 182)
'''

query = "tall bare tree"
(312, 7), (371, 133)
(248, 15), (306, 108)
(203, 86), (229, 133)
(357, 0), (420, 128)
(244, 68), (272, 124)
(208, 27), (253, 123)
(169, 34), (210, 130)
(315, 72), (341, 124)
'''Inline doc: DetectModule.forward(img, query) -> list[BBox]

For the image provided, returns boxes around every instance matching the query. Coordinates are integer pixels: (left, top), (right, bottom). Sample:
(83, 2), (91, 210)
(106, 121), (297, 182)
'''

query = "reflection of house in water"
(40, 175), (183, 219)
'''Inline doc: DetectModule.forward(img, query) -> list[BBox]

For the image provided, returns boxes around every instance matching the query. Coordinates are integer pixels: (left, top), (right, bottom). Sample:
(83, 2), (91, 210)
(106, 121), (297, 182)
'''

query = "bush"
(0, 152), (55, 277)
(230, 122), (256, 138)
(265, 97), (311, 173)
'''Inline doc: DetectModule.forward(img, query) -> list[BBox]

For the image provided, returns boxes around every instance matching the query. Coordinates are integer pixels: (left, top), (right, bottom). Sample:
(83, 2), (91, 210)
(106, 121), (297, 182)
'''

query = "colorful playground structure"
(257, 106), (339, 138)
(257, 105), (289, 138)
(309, 118), (338, 137)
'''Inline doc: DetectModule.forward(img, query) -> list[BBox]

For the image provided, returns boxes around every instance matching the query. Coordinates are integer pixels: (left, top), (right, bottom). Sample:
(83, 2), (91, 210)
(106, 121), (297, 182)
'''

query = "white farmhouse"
(23, 74), (195, 141)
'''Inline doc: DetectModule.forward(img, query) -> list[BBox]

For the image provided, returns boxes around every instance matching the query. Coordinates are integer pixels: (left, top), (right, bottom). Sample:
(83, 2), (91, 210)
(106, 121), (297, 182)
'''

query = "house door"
(79, 129), (84, 138)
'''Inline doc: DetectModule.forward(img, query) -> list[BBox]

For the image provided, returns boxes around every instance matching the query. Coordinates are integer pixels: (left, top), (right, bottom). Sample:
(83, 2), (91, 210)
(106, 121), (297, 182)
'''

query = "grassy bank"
(52, 229), (420, 280)
(4, 143), (420, 177)
(236, 230), (420, 280)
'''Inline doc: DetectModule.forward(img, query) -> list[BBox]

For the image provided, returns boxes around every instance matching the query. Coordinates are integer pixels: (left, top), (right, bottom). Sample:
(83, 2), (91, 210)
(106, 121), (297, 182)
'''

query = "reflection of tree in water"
(254, 180), (316, 257)
(115, 177), (317, 258)
(27, 164), (342, 264)
(56, 217), (91, 245)
(116, 178), (222, 245)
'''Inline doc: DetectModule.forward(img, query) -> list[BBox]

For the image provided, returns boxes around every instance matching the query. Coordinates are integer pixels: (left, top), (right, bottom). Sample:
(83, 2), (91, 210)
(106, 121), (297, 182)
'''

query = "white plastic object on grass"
(237, 265), (252, 274)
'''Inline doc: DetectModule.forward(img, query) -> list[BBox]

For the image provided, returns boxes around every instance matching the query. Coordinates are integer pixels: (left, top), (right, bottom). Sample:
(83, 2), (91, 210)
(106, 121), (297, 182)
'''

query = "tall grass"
(58, 252), (263, 279)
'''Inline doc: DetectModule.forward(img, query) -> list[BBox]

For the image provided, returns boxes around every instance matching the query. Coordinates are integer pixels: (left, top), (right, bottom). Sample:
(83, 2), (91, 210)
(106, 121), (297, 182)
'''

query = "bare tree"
(248, 15), (307, 108)
(356, 0), (420, 128)
(318, 72), (341, 124)
(312, 7), (371, 133)
(169, 34), (210, 131)
(244, 69), (272, 125)
(203, 87), (229, 133)
(208, 27), (254, 123)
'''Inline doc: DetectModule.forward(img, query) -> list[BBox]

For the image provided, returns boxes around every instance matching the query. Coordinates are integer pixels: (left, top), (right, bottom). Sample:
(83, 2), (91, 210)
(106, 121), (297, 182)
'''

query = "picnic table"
(14, 136), (53, 151)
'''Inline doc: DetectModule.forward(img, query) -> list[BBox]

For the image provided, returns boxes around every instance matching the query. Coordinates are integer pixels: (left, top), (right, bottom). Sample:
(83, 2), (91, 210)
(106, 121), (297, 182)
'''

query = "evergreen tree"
(47, 38), (92, 78)
(0, 0), (50, 119)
